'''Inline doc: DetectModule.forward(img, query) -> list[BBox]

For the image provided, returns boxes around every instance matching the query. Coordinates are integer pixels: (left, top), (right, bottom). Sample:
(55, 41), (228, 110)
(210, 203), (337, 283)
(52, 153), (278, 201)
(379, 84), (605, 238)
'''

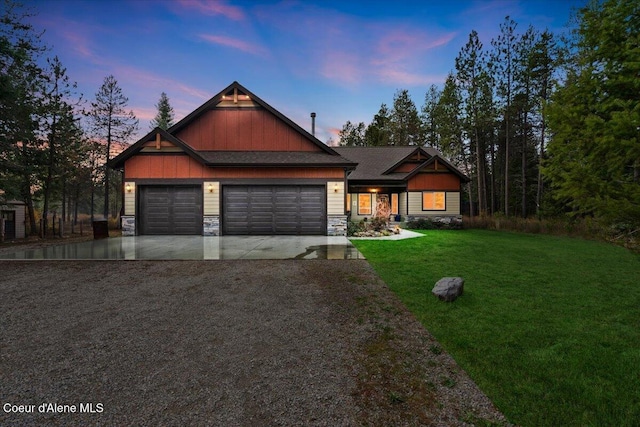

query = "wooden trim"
(218, 178), (332, 185)
(127, 178), (205, 185)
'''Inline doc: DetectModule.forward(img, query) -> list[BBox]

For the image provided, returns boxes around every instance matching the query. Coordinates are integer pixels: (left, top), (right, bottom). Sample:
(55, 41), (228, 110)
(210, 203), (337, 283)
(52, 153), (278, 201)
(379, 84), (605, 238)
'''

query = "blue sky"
(28, 0), (585, 144)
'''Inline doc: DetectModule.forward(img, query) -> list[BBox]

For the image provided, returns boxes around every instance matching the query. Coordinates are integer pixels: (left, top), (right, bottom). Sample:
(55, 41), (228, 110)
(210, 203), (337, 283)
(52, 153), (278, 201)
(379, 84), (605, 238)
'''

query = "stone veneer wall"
(121, 216), (135, 236)
(327, 215), (347, 236)
(203, 215), (220, 236)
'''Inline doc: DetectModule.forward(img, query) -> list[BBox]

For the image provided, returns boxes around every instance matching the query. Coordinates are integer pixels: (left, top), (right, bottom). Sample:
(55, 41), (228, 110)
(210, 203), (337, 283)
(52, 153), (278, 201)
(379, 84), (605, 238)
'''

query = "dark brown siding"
(394, 163), (420, 173)
(407, 172), (460, 191)
(175, 109), (322, 152)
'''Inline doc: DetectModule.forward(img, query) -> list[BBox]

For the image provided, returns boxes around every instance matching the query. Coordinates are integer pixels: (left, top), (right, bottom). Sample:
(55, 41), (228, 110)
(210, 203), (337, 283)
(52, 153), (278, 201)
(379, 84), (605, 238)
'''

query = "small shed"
(1, 200), (26, 240)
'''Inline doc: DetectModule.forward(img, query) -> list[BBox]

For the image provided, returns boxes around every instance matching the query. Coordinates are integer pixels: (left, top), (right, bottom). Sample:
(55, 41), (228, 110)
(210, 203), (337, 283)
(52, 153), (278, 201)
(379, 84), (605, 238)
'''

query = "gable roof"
(108, 128), (356, 169)
(168, 81), (339, 156)
(108, 81), (357, 169)
(334, 146), (470, 183)
(334, 146), (417, 181)
(108, 127), (206, 169)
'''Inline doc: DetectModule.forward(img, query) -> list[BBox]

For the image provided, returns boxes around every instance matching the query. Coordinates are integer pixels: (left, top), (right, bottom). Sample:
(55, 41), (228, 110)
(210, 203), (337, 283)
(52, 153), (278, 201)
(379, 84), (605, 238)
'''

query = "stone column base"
(203, 215), (220, 236)
(327, 215), (347, 236)
(121, 216), (135, 236)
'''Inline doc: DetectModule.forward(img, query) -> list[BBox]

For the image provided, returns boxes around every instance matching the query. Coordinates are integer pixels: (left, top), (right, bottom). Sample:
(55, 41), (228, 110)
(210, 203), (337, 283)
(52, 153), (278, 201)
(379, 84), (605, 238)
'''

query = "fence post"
(80, 220), (83, 236)
(59, 218), (63, 237)
(0, 217), (4, 243)
(39, 218), (44, 238)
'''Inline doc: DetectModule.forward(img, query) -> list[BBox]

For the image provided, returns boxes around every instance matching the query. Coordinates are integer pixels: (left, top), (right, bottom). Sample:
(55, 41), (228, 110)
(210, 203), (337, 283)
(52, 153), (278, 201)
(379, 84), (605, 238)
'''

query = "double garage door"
(139, 185), (326, 235)
(223, 185), (325, 235)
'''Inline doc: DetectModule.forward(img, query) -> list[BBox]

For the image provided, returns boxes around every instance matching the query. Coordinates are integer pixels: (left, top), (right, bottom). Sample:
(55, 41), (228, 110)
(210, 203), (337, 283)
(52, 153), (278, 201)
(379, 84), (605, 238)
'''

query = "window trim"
(390, 193), (399, 215)
(422, 191), (446, 211)
(357, 193), (372, 215)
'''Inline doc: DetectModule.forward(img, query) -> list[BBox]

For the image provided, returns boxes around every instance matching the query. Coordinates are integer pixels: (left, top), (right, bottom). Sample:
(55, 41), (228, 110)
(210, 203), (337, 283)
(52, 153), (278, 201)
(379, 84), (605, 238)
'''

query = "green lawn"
(352, 229), (640, 427)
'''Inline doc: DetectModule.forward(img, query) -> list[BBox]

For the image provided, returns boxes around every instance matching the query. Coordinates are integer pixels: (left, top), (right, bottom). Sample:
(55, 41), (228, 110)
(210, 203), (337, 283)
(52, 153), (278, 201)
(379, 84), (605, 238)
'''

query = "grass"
(352, 229), (640, 427)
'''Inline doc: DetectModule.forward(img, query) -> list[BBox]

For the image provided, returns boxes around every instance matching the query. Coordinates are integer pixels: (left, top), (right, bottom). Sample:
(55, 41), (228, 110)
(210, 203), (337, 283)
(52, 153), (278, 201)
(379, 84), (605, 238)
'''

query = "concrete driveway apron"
(0, 236), (365, 260)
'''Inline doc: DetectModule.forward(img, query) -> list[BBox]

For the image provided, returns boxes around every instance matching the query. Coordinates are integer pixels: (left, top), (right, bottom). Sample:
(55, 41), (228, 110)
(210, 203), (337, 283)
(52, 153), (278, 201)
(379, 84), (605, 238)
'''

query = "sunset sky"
(27, 0), (585, 144)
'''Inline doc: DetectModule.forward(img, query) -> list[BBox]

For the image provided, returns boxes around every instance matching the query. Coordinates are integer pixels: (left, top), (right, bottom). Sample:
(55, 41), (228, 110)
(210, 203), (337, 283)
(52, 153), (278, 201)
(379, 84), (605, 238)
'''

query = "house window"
(422, 191), (446, 211)
(346, 193), (351, 212)
(391, 194), (399, 215)
(358, 194), (372, 215)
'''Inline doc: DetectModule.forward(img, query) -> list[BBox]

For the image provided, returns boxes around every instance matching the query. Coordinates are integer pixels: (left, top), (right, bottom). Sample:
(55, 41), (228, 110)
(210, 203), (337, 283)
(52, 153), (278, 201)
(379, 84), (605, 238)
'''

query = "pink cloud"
(251, 2), (455, 87)
(132, 107), (156, 121)
(375, 69), (447, 86)
(320, 51), (362, 85)
(375, 31), (455, 62)
(328, 127), (342, 138)
(110, 64), (211, 100)
(175, 0), (245, 21)
(199, 34), (268, 57)
(60, 29), (95, 59)
(366, 29), (456, 86)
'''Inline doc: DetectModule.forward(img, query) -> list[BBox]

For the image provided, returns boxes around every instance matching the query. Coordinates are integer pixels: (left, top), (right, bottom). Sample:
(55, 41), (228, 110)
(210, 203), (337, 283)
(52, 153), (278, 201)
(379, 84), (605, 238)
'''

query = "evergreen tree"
(389, 89), (422, 146)
(529, 30), (559, 217)
(435, 73), (465, 164)
(545, 0), (640, 227)
(38, 56), (84, 232)
(338, 120), (366, 146)
(87, 75), (138, 219)
(456, 30), (489, 215)
(149, 91), (174, 130)
(490, 16), (519, 216)
(364, 103), (391, 146)
(435, 73), (473, 215)
(0, 0), (46, 233)
(421, 85), (441, 150)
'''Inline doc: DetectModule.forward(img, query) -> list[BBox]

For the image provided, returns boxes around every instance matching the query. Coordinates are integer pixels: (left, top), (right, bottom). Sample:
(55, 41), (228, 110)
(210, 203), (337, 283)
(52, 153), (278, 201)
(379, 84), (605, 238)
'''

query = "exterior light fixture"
(334, 184), (339, 193)
(208, 184), (214, 193)
(125, 183), (132, 193)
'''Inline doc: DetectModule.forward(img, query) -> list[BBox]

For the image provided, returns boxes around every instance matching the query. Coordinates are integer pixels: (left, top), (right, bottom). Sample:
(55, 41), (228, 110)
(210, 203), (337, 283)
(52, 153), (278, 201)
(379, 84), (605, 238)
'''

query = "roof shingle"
(199, 151), (356, 167)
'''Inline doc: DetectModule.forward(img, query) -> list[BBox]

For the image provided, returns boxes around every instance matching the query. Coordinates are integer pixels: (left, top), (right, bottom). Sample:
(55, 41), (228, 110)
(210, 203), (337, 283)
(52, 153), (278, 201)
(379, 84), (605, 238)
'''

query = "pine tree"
(39, 56), (84, 233)
(0, 0), (47, 233)
(435, 73), (473, 215)
(364, 104), (391, 146)
(87, 75), (138, 219)
(545, 0), (640, 227)
(529, 30), (558, 217)
(149, 92), (174, 130)
(338, 121), (366, 146)
(490, 16), (519, 216)
(421, 85), (441, 150)
(456, 30), (489, 215)
(389, 89), (422, 146)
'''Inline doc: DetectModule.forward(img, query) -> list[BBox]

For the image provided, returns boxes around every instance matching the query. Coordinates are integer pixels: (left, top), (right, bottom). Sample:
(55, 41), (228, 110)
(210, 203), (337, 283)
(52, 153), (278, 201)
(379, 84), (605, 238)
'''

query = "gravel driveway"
(1, 260), (508, 426)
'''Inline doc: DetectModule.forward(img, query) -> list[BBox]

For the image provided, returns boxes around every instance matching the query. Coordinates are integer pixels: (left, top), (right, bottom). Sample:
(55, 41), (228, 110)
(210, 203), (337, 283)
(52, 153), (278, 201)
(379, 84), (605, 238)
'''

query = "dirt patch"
(0, 260), (509, 426)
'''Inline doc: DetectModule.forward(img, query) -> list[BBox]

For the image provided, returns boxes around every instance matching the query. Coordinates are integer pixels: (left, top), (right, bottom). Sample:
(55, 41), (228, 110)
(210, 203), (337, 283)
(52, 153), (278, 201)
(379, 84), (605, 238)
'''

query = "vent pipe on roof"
(310, 112), (316, 136)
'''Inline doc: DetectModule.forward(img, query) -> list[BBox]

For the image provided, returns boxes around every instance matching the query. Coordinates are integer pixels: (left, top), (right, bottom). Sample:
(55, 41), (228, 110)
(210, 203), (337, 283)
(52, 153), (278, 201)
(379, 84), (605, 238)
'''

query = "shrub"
(369, 216), (388, 231)
(406, 218), (436, 230)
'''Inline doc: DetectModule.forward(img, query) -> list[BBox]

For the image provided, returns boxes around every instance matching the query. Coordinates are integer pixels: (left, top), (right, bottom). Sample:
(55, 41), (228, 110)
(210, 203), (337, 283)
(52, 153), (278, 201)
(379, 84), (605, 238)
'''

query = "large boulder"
(432, 277), (464, 302)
